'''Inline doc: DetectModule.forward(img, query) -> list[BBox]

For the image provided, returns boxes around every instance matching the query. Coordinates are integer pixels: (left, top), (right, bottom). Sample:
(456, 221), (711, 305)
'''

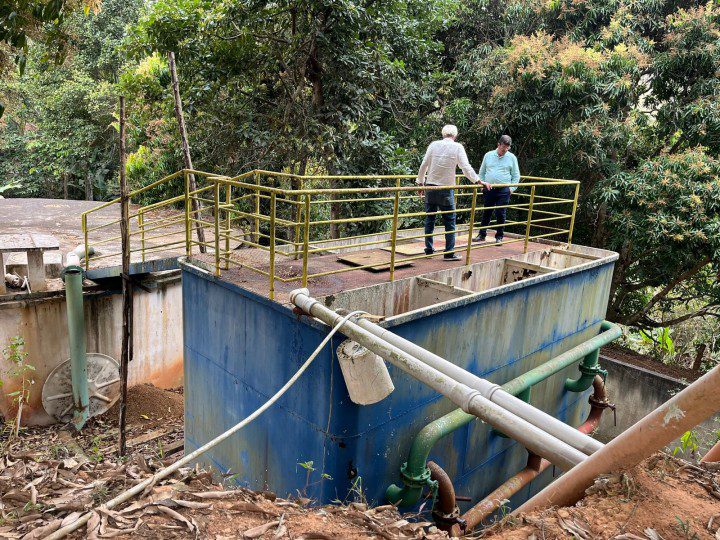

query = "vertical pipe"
(269, 192), (276, 300)
(523, 185), (535, 254)
(254, 171), (261, 243)
(213, 181), (220, 276)
(64, 267), (89, 431)
(185, 172), (192, 256)
(224, 183), (231, 270)
(389, 179), (400, 282)
(302, 194), (310, 287)
(567, 182), (580, 247)
(465, 186), (478, 265)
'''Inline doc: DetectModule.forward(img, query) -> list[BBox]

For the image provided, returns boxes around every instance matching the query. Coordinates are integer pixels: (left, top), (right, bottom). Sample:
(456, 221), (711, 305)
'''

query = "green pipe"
(385, 320), (621, 506)
(63, 265), (90, 430)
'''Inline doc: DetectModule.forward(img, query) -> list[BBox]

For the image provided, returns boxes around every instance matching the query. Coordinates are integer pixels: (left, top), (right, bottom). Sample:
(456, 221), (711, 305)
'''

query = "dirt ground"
(1, 385), (718, 540)
(601, 345), (704, 383)
(483, 455), (720, 539)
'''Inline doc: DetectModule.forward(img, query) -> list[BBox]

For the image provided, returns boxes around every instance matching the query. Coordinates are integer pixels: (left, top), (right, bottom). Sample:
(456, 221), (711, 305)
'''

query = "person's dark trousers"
(478, 187), (511, 241)
(424, 188), (456, 255)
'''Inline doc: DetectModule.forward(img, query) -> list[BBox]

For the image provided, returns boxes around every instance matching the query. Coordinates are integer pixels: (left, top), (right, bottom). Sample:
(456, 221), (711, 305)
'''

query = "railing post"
(82, 214), (89, 270)
(524, 185), (536, 254)
(224, 182), (231, 270)
(139, 210), (145, 262)
(214, 180), (220, 276)
(567, 182), (580, 247)
(389, 179), (400, 281)
(185, 172), (192, 256)
(302, 194), (310, 287)
(254, 171), (261, 243)
(294, 177), (304, 260)
(466, 186), (478, 265)
(269, 192), (276, 300)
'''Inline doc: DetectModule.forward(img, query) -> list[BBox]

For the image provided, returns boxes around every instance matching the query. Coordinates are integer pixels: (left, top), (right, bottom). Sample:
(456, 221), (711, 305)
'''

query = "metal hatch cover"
(42, 353), (121, 423)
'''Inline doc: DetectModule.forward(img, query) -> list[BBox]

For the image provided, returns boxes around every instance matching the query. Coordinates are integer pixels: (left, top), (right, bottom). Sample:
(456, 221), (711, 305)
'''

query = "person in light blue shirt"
(474, 135), (521, 244)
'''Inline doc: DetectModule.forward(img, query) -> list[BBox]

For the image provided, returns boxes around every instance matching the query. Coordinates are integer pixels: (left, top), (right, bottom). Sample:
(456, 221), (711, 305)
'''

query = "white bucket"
(336, 340), (394, 405)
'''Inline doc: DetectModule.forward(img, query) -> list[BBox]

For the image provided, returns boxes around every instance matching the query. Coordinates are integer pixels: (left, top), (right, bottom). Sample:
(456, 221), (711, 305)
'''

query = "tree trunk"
(85, 171), (93, 201)
(63, 172), (68, 200)
(118, 96), (134, 457)
(168, 51), (207, 253)
(330, 202), (340, 239)
(692, 344), (707, 371)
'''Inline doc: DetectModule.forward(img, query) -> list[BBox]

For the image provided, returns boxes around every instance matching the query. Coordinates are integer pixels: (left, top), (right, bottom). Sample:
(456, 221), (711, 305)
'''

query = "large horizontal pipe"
(352, 317), (613, 456)
(514, 362), (720, 514)
(291, 289), (586, 471)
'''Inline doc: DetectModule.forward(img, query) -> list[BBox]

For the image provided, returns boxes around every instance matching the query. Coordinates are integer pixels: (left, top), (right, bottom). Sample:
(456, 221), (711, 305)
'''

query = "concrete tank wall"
(597, 355), (720, 456)
(181, 253), (616, 507)
(0, 280), (184, 425)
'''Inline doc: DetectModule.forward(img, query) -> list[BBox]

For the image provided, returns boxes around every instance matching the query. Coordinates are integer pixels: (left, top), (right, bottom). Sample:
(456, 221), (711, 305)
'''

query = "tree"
(0, 0), (142, 199)
(443, 0), (720, 329)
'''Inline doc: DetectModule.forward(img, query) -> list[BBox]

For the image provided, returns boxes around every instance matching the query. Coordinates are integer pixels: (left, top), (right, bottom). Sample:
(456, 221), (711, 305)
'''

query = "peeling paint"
(663, 403), (686, 425)
(181, 252), (616, 507)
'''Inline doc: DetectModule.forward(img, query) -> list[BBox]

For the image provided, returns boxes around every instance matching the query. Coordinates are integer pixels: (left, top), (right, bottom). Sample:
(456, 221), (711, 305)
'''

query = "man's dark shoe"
(443, 254), (461, 261)
(495, 237), (503, 245)
(425, 249), (435, 255)
(472, 235), (486, 243)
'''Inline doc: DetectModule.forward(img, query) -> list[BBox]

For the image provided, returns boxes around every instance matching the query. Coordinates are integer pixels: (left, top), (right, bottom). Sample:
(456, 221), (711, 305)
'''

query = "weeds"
(673, 430), (700, 457)
(674, 516), (700, 539)
(1, 336), (35, 438)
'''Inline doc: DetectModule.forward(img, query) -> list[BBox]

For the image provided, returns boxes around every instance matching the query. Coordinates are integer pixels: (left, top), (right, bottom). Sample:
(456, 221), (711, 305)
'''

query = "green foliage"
(0, 0), (142, 200)
(1, 0), (719, 338)
(1, 336), (36, 438)
(672, 430), (700, 457)
(447, 0), (720, 331)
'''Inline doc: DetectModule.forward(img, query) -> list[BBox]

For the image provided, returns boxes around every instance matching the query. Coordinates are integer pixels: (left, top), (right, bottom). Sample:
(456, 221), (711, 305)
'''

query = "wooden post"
(118, 96), (134, 457)
(168, 51), (206, 253)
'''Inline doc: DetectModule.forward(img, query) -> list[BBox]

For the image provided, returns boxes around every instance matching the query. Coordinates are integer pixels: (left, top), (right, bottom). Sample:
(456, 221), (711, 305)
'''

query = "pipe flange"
(399, 462), (433, 489)
(577, 363), (608, 380)
(588, 394), (615, 410)
(60, 265), (85, 282)
(432, 506), (466, 532)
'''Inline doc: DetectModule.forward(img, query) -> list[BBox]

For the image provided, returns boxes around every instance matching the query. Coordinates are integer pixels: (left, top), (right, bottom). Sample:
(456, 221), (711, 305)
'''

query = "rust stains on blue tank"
(180, 256), (614, 505)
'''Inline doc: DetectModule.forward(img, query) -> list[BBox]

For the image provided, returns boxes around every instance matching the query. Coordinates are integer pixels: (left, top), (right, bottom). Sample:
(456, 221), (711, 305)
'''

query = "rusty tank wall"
(0, 280), (184, 425)
(181, 252), (617, 506)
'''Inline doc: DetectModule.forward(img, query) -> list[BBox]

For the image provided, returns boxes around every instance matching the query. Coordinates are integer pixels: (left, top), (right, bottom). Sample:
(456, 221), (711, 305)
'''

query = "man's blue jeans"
(424, 188), (455, 255)
(478, 187), (511, 240)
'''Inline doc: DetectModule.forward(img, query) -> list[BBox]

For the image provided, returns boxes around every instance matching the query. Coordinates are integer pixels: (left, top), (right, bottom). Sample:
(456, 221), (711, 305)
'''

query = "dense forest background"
(1, 0), (719, 368)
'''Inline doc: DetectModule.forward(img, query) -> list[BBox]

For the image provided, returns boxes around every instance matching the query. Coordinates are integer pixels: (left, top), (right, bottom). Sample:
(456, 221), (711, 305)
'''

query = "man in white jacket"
(417, 125), (490, 260)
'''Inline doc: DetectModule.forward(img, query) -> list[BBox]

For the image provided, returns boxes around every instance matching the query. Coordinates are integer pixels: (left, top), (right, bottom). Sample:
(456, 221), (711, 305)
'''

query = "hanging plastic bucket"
(336, 339), (394, 405)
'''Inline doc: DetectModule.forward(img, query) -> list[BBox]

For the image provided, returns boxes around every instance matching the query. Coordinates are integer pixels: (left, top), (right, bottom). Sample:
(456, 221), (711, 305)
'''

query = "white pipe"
(45, 310), (365, 540)
(290, 289), (587, 471)
(352, 317), (603, 455)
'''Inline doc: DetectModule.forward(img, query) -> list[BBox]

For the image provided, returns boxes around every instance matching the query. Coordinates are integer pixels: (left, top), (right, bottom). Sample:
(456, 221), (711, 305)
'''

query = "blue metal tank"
(180, 250), (616, 508)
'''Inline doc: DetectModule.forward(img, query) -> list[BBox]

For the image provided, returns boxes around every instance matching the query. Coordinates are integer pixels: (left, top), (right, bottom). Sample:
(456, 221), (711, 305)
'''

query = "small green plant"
(637, 327), (675, 356)
(88, 436), (104, 464)
(346, 475), (367, 504)
(673, 430), (700, 457)
(91, 484), (110, 505)
(1, 336), (36, 437)
(297, 460), (315, 494)
(674, 516), (699, 539)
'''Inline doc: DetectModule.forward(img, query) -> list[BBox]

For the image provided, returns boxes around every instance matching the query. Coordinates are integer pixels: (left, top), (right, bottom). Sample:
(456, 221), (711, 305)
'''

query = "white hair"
(441, 124), (458, 138)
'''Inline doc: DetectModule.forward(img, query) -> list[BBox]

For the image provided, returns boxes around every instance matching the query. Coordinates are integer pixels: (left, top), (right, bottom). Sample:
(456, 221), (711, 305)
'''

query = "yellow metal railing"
(81, 169), (580, 299)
